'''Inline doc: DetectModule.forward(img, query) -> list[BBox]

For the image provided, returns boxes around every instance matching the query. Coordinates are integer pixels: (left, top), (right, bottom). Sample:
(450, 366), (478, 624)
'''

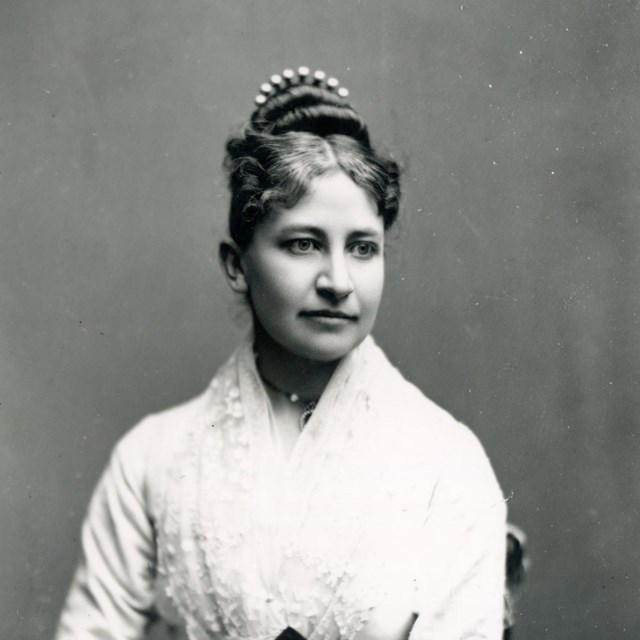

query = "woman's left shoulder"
(368, 347), (498, 479)
(369, 356), (475, 447)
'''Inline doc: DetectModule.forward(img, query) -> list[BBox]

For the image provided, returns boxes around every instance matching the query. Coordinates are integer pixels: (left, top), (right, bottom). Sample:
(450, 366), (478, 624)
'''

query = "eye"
(350, 241), (378, 259)
(285, 238), (319, 255)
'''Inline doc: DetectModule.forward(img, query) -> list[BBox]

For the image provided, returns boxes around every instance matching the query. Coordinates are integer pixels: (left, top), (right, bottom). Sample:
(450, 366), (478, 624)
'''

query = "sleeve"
(54, 419), (158, 640)
(410, 430), (507, 640)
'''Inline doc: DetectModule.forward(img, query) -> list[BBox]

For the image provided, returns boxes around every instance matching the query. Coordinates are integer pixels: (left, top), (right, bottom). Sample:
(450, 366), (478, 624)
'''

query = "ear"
(219, 240), (249, 294)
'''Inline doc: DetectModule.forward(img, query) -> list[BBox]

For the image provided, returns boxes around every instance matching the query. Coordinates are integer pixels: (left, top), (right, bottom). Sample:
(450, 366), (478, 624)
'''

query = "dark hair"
(224, 83), (401, 248)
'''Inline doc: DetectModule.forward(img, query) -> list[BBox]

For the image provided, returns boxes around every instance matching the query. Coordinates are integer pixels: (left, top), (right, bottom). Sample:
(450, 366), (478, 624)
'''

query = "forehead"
(269, 171), (383, 235)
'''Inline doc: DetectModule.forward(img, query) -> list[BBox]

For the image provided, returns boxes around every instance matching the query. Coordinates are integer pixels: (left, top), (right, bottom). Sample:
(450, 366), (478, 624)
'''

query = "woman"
(55, 68), (506, 640)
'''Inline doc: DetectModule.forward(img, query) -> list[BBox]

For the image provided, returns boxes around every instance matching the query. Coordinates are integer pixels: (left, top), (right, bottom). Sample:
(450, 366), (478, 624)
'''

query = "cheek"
(357, 263), (385, 311)
(248, 261), (306, 308)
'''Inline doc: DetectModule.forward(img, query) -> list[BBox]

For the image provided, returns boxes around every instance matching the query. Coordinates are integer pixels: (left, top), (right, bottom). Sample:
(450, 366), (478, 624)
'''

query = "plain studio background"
(1, 1), (639, 638)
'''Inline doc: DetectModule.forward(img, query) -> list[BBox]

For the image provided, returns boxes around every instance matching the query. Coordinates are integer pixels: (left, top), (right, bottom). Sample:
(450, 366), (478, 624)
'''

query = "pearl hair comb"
(254, 67), (350, 106)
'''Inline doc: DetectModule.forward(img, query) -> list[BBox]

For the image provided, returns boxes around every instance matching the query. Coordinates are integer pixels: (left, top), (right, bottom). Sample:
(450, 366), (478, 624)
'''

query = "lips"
(300, 310), (358, 321)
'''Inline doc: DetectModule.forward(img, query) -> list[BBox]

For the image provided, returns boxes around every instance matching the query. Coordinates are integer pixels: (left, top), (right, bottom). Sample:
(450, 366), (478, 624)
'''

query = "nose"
(316, 251), (354, 301)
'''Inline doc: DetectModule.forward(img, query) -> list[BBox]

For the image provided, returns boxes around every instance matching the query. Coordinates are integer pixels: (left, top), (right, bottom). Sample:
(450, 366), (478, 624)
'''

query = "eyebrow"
(277, 225), (325, 236)
(277, 225), (383, 239)
(348, 228), (383, 240)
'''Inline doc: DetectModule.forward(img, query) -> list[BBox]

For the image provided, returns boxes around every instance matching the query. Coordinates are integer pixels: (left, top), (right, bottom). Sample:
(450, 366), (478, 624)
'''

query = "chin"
(288, 333), (368, 363)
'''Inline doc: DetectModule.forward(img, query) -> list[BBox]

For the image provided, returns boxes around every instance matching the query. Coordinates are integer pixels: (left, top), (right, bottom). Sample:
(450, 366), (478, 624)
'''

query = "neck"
(253, 323), (341, 401)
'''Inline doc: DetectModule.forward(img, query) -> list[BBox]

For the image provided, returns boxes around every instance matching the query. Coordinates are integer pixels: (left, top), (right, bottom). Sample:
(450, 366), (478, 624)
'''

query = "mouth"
(300, 310), (358, 322)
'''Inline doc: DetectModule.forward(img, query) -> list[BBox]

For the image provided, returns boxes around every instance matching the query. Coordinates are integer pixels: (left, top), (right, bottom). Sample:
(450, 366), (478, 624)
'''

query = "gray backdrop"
(2, 1), (638, 639)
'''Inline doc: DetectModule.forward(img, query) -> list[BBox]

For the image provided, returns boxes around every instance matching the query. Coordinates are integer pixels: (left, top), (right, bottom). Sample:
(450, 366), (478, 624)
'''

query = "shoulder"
(107, 343), (244, 490)
(389, 377), (506, 531)
(114, 390), (211, 460)
(367, 342), (503, 500)
(113, 345), (244, 464)
(101, 390), (211, 503)
(368, 345), (479, 453)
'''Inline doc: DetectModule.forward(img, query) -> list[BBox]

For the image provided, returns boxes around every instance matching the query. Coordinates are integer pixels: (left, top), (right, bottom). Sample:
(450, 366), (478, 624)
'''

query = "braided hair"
(224, 75), (401, 249)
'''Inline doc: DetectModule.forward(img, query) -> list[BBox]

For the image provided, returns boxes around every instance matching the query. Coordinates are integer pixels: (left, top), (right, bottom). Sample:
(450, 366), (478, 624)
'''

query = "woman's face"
(239, 170), (385, 363)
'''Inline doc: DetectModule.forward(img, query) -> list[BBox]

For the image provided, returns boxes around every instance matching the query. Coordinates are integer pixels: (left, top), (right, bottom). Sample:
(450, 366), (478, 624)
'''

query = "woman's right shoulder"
(112, 347), (243, 478)
(111, 387), (214, 476)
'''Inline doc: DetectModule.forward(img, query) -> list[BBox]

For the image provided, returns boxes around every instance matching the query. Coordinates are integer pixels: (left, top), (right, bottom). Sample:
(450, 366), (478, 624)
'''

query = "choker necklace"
(260, 375), (318, 428)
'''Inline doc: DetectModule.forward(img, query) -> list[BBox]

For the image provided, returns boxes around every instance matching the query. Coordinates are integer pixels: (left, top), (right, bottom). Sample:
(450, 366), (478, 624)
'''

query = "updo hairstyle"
(224, 78), (401, 249)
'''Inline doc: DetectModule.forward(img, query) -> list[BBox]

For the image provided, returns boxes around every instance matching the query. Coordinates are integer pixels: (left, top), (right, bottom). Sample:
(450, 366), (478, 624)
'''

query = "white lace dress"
(55, 337), (506, 640)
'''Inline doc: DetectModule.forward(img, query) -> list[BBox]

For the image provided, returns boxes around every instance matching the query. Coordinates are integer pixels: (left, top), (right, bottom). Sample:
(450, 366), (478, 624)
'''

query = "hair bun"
(250, 73), (370, 147)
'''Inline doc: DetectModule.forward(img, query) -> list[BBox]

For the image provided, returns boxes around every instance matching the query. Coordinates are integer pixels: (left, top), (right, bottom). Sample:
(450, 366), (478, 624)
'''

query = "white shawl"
(55, 336), (506, 640)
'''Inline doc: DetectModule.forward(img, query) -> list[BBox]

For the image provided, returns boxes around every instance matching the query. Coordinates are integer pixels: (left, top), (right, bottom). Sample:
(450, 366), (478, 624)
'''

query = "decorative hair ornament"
(312, 70), (326, 85)
(253, 67), (350, 105)
(282, 68), (296, 83)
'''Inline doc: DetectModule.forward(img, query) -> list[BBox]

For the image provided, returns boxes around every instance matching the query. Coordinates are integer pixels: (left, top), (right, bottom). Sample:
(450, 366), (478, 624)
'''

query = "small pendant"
(300, 401), (316, 429)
